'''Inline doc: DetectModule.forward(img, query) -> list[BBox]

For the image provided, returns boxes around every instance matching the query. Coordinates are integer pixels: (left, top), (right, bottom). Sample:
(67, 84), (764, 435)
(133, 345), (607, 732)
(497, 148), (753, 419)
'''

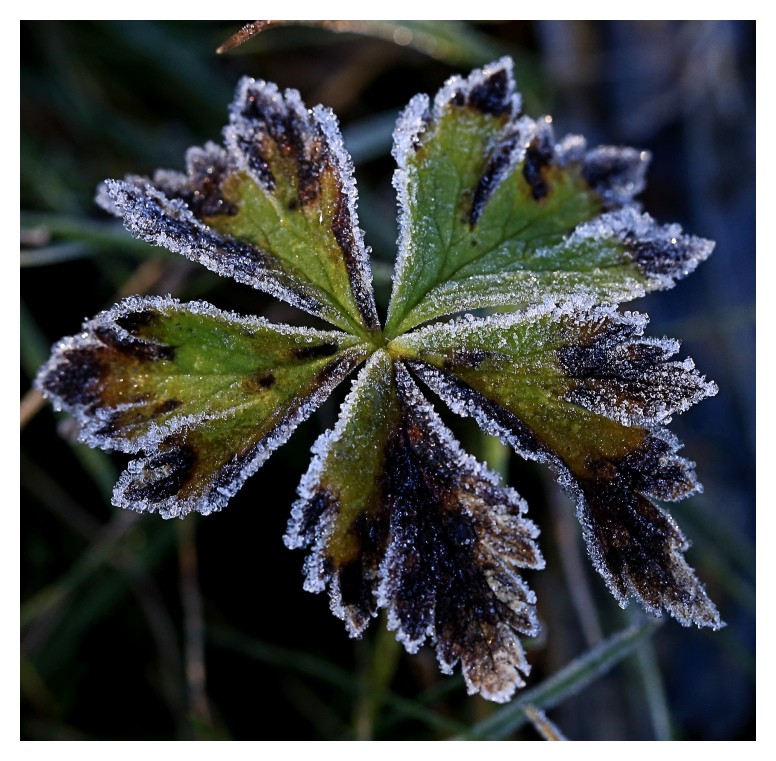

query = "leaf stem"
(354, 614), (403, 740)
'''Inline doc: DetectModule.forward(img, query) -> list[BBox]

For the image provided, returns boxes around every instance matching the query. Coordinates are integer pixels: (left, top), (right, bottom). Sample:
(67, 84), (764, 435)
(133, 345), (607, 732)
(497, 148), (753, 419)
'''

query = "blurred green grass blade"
(70, 444), (117, 504)
(388, 20), (509, 65)
(21, 212), (157, 255)
(342, 109), (397, 165)
(218, 20), (508, 66)
(628, 608), (672, 740)
(374, 673), (465, 737)
(21, 135), (84, 212)
(106, 21), (232, 118)
(281, 677), (349, 739)
(672, 499), (755, 615)
(371, 620), (403, 698)
(480, 430), (511, 481)
(21, 512), (175, 632)
(336, 20), (510, 66)
(21, 453), (102, 539)
(703, 561), (755, 615)
(28, 539), (176, 685)
(22, 454), (187, 727)
(23, 516), (176, 680)
(20, 649), (58, 719)
(24, 27), (173, 173)
(21, 243), (94, 268)
(20, 298), (51, 380)
(634, 640), (672, 739)
(209, 625), (354, 691)
(683, 497), (755, 578)
(460, 620), (661, 740)
(716, 625), (756, 679)
(354, 619), (403, 740)
(209, 625), (467, 735)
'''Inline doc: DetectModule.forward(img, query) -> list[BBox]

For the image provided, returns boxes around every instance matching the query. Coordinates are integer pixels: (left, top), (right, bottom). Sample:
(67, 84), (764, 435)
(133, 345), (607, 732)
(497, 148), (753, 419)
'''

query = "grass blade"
(459, 620), (661, 740)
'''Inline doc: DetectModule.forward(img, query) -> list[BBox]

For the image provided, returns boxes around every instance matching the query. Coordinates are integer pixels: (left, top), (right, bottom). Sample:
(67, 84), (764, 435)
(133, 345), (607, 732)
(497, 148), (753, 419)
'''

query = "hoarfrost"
(98, 75), (380, 333)
(224, 77), (379, 331)
(568, 206), (715, 291)
(388, 57), (520, 328)
(285, 352), (391, 553)
(581, 145), (650, 207)
(554, 133), (587, 165)
(406, 328), (721, 630)
(395, 302), (718, 428)
(385, 57), (704, 335)
(285, 353), (545, 701)
(430, 56), (521, 122)
(36, 294), (367, 519)
(98, 179), (328, 321)
(389, 92), (430, 299)
(35, 294), (361, 454)
(381, 364), (543, 701)
(111, 342), (366, 519)
(36, 56), (723, 701)
(312, 102), (380, 331)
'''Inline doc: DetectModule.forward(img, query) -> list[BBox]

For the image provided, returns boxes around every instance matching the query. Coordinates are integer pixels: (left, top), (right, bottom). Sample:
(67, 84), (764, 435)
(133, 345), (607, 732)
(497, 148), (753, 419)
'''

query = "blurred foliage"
(20, 21), (755, 740)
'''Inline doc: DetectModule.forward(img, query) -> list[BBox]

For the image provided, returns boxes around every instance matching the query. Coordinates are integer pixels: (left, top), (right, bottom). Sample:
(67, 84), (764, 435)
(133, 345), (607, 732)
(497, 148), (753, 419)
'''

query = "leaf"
(384, 57), (713, 337)
(392, 303), (722, 628)
(286, 351), (544, 702)
(35, 295), (370, 517)
(97, 78), (380, 339)
(34, 56), (722, 706)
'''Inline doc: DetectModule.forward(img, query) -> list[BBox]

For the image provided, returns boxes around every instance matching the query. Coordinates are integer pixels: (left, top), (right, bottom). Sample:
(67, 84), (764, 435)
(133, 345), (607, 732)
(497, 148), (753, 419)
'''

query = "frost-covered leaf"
(286, 351), (544, 702)
(35, 57), (721, 704)
(35, 296), (370, 517)
(392, 304), (721, 628)
(384, 57), (713, 337)
(98, 78), (380, 339)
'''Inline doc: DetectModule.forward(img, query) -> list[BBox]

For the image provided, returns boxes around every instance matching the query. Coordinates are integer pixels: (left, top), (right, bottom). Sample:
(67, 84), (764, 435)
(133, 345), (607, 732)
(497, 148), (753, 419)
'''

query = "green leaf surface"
(392, 303), (721, 628)
(98, 78), (380, 339)
(384, 58), (713, 337)
(36, 295), (370, 517)
(285, 351), (400, 635)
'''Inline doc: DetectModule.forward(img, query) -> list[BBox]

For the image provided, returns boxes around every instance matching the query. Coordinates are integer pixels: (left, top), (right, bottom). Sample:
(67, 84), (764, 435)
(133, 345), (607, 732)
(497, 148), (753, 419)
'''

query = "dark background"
(21, 21), (755, 740)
